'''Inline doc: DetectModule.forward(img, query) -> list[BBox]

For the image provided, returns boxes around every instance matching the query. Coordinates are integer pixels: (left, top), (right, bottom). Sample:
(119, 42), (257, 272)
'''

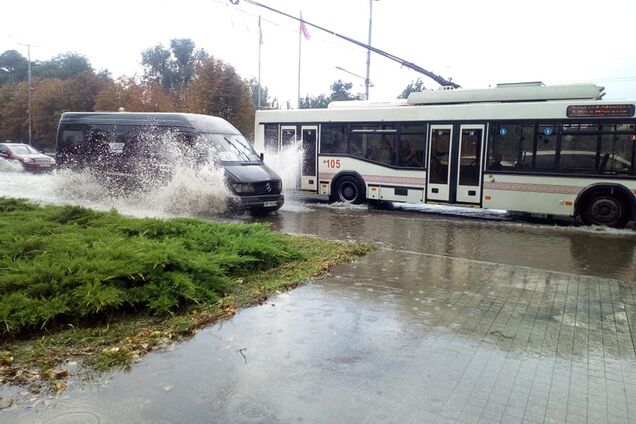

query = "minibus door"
(455, 125), (485, 204)
(300, 125), (318, 191)
(426, 125), (453, 202)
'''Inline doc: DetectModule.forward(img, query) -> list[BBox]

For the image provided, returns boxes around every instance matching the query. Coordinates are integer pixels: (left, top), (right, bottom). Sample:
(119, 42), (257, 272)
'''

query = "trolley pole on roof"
(226, 0), (460, 89)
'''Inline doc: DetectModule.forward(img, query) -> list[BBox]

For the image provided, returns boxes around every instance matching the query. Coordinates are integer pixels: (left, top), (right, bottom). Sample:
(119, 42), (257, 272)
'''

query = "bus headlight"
(231, 182), (255, 194)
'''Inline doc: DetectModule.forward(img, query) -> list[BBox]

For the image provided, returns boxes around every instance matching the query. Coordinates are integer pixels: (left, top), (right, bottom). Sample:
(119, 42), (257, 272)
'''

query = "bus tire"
(580, 193), (629, 228)
(332, 175), (366, 204)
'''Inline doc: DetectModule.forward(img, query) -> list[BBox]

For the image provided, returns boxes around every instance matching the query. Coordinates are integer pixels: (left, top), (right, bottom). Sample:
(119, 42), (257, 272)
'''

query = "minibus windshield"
(199, 133), (261, 163)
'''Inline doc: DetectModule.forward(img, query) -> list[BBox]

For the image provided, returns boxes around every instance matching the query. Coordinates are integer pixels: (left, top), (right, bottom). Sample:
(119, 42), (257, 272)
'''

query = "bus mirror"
(260, 152), (264, 161)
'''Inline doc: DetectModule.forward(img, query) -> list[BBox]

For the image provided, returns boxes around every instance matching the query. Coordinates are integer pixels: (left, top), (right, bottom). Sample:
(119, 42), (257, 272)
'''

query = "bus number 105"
(325, 159), (341, 169)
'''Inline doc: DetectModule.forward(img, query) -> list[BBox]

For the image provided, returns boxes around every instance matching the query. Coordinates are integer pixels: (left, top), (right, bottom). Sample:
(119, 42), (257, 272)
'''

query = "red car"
(0, 142), (56, 171)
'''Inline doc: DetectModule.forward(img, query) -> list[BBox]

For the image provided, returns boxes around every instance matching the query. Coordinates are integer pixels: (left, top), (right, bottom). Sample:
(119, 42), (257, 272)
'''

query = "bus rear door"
(426, 124), (485, 205)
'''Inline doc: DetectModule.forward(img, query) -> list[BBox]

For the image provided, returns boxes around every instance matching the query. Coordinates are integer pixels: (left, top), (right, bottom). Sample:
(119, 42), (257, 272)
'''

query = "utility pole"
(19, 43), (36, 145)
(257, 15), (262, 109)
(365, 0), (378, 101)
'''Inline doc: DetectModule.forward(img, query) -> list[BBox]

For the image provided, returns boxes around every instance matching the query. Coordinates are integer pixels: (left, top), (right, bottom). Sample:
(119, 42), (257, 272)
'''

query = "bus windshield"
(199, 133), (261, 163)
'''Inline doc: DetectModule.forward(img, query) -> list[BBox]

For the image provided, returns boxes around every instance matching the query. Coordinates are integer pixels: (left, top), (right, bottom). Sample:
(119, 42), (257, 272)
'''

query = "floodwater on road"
(2, 169), (636, 423)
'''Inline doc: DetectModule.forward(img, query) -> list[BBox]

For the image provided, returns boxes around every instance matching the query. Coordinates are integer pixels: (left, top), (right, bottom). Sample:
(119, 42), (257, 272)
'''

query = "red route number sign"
(324, 159), (341, 169)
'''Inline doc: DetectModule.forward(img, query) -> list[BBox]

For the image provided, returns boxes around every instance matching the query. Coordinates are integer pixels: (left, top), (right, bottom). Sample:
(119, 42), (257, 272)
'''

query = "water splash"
(261, 144), (302, 194)
(0, 134), (234, 218)
(0, 158), (23, 173)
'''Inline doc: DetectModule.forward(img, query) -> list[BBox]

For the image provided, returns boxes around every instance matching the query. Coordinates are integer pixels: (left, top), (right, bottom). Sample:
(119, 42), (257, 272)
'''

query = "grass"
(0, 198), (374, 392)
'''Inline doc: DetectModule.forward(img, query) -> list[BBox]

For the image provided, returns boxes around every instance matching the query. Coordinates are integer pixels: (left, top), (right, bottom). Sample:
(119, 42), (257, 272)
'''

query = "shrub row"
(0, 198), (303, 335)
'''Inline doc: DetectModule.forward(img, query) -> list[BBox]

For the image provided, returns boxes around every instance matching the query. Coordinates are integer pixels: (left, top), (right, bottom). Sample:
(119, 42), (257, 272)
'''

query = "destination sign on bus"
(566, 104), (635, 118)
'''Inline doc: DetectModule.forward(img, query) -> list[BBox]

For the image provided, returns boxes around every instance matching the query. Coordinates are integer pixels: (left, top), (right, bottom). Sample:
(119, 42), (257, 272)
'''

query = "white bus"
(254, 82), (636, 227)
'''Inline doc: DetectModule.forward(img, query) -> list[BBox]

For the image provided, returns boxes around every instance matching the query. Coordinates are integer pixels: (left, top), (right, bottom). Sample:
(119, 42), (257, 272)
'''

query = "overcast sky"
(3, 0), (636, 104)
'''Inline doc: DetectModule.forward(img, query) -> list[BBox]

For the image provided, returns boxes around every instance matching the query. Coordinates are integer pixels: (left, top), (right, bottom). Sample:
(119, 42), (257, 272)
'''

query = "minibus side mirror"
(260, 152), (264, 161)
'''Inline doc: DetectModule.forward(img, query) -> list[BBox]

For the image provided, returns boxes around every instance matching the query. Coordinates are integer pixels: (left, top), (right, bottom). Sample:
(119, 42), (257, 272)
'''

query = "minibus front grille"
(253, 180), (282, 195)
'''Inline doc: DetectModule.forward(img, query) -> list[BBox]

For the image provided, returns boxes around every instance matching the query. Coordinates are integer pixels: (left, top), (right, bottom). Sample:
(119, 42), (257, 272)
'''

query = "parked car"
(0, 142), (56, 171)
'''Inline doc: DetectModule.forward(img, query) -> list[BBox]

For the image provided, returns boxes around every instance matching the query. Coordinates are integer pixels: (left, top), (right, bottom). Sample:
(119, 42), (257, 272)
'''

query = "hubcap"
(339, 183), (357, 202)
(590, 198), (620, 225)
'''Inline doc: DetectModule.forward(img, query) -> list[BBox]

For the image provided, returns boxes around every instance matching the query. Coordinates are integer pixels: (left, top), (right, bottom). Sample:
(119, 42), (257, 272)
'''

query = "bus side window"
(533, 125), (557, 171)
(320, 125), (347, 154)
(600, 132), (633, 175)
(488, 124), (519, 171)
(398, 133), (425, 168)
(517, 126), (535, 169)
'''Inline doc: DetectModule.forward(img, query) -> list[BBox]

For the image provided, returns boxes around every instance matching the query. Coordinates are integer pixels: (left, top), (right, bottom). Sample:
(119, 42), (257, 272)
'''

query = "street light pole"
(27, 44), (32, 145)
(19, 43), (35, 145)
(365, 0), (377, 101)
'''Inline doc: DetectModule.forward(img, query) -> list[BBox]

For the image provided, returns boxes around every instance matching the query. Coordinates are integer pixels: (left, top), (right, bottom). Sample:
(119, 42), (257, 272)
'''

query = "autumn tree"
(0, 82), (28, 142)
(94, 77), (174, 112)
(185, 57), (254, 136)
(29, 73), (106, 148)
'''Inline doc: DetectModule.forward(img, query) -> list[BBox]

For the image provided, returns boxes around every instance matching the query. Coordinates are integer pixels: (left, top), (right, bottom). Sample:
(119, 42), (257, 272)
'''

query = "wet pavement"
(2, 170), (636, 423)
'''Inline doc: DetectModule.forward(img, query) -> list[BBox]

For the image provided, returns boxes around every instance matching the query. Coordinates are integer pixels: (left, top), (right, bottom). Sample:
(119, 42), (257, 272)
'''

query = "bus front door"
(427, 125), (453, 202)
(455, 125), (484, 204)
(280, 126), (300, 189)
(300, 126), (317, 191)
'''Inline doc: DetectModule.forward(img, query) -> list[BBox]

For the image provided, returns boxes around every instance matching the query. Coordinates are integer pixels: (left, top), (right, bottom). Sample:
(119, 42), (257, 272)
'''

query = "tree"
(35, 53), (93, 80)
(0, 50), (28, 86)
(299, 94), (329, 109)
(94, 77), (175, 112)
(248, 78), (271, 109)
(30, 73), (106, 148)
(0, 82), (28, 142)
(329, 79), (356, 102)
(185, 57), (254, 136)
(299, 79), (356, 109)
(141, 38), (207, 107)
(398, 78), (426, 99)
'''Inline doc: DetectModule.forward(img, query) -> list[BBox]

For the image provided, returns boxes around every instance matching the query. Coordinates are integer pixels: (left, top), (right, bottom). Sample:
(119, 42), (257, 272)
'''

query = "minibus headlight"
(231, 182), (255, 194)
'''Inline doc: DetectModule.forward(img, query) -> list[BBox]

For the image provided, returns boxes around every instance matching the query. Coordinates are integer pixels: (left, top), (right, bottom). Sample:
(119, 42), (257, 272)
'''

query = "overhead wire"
(222, 0), (460, 88)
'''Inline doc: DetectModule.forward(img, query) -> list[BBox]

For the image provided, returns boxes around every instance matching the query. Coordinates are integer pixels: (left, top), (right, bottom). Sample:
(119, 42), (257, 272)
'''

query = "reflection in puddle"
(4, 250), (635, 423)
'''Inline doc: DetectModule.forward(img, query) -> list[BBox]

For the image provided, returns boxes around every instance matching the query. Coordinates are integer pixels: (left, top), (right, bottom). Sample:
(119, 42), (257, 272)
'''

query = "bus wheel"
(581, 194), (629, 228)
(333, 176), (365, 204)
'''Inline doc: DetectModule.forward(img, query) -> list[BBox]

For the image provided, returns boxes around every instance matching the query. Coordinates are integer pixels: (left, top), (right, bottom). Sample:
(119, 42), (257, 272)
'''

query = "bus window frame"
(485, 119), (636, 178)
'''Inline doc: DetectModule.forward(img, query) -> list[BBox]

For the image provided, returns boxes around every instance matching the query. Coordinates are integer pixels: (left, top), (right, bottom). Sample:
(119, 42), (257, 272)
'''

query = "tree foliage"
(141, 38), (208, 107)
(398, 78), (426, 99)
(94, 77), (175, 113)
(248, 78), (272, 109)
(299, 79), (356, 109)
(0, 40), (258, 147)
(35, 53), (93, 80)
(0, 50), (28, 85)
(185, 57), (255, 136)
